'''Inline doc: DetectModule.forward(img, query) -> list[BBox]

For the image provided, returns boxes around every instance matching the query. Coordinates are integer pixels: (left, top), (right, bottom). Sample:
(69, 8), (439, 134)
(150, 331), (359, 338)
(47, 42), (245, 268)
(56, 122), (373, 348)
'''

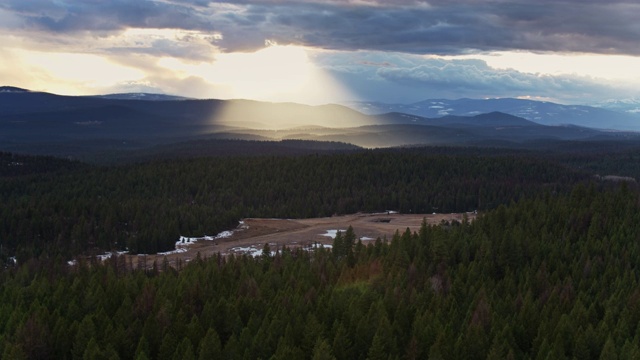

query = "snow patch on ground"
(228, 245), (276, 258)
(309, 243), (332, 249)
(97, 251), (129, 261)
(157, 248), (188, 256)
(213, 231), (233, 239)
(228, 242), (332, 257)
(67, 220), (249, 265)
(320, 229), (346, 239)
(360, 237), (375, 241)
(166, 220), (248, 254)
(67, 250), (129, 266)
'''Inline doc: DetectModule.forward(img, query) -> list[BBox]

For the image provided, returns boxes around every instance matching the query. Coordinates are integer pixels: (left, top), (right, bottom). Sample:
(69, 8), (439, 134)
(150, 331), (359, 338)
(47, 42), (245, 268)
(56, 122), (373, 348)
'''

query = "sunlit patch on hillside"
(211, 100), (374, 130)
(198, 45), (366, 130)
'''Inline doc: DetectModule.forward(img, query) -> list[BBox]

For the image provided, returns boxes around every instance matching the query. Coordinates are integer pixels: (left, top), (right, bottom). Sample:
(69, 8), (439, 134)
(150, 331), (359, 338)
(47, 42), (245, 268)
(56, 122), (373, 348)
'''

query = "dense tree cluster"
(0, 152), (86, 177)
(0, 151), (586, 259)
(1, 185), (639, 359)
(558, 147), (640, 180)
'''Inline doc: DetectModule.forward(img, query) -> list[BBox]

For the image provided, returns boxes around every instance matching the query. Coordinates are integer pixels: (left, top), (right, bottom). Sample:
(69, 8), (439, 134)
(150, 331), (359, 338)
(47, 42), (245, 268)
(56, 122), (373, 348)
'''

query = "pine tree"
(262, 242), (272, 259)
(82, 337), (101, 360)
(198, 328), (223, 360)
(1, 342), (27, 360)
(599, 336), (618, 360)
(134, 351), (149, 360)
(302, 314), (325, 354)
(223, 334), (241, 360)
(312, 338), (336, 360)
(619, 339), (640, 360)
(135, 336), (151, 360)
(174, 337), (196, 360)
(72, 316), (96, 360)
(367, 331), (388, 360)
(103, 345), (121, 360)
(344, 226), (356, 266)
(158, 333), (178, 360)
(332, 323), (353, 360)
(333, 231), (344, 259)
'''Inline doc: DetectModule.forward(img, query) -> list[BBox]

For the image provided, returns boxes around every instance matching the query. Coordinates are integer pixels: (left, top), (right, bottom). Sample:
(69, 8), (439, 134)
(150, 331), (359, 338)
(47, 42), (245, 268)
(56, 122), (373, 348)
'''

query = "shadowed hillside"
(2, 88), (640, 160)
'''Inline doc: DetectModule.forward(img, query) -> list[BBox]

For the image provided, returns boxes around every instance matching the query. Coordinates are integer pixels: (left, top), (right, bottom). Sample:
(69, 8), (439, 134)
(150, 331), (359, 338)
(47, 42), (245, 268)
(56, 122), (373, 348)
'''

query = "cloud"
(0, 0), (224, 61)
(2, 1), (639, 56)
(376, 59), (546, 92)
(1, 1), (639, 104)
(313, 52), (638, 104)
(105, 29), (221, 61)
(1, 0), (204, 32)
(210, 1), (640, 55)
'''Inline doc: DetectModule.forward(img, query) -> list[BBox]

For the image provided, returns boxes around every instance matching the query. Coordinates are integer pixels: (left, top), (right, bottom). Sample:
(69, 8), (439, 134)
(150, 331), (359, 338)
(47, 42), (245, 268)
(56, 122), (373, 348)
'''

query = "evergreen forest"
(2, 141), (640, 359)
(0, 149), (585, 259)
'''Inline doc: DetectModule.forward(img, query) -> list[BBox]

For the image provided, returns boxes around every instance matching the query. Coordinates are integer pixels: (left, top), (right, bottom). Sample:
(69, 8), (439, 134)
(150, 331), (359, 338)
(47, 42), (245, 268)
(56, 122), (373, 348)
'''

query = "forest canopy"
(1, 184), (639, 359)
(0, 149), (587, 259)
(2, 144), (640, 359)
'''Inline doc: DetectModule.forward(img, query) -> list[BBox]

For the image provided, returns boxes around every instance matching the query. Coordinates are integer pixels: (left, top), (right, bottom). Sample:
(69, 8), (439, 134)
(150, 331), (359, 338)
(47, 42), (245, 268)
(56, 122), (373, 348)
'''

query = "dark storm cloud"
(213, 0), (640, 55)
(1, 0), (210, 32)
(212, 2), (499, 53)
(2, 0), (639, 55)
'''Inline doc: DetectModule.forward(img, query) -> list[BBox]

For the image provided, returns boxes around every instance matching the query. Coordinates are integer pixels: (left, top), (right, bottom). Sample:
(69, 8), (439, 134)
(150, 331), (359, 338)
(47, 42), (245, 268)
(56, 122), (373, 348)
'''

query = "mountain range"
(346, 98), (640, 130)
(2, 86), (640, 161)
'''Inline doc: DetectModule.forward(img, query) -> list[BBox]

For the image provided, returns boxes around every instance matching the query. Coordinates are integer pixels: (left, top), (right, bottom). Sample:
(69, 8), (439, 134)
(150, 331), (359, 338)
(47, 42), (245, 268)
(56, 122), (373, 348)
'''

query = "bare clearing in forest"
(123, 212), (476, 269)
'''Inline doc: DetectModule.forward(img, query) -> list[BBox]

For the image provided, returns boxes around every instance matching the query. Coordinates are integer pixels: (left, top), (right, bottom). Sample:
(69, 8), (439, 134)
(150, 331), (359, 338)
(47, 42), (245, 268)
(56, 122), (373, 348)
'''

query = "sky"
(1, 0), (639, 105)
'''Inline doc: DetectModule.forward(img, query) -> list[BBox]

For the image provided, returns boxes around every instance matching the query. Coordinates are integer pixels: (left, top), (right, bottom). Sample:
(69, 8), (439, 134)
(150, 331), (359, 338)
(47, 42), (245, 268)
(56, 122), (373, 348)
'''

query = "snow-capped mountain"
(347, 98), (640, 131)
(596, 99), (640, 115)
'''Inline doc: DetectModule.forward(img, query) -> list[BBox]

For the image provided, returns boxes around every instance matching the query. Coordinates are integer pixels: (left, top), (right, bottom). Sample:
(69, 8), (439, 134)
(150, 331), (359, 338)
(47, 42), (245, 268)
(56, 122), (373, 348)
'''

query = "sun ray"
(158, 44), (354, 106)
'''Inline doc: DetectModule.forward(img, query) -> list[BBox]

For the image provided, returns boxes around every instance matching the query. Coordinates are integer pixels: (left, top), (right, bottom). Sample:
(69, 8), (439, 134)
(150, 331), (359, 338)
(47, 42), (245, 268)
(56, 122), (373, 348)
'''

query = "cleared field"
(122, 212), (476, 269)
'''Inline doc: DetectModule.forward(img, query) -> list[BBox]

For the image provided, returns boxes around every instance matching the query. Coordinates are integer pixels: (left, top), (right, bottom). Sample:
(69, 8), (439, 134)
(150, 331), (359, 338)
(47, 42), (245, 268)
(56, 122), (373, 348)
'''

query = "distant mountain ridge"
(92, 93), (191, 101)
(375, 111), (541, 128)
(347, 97), (640, 130)
(0, 86), (30, 93)
(596, 98), (640, 115)
(2, 87), (640, 161)
(0, 88), (372, 129)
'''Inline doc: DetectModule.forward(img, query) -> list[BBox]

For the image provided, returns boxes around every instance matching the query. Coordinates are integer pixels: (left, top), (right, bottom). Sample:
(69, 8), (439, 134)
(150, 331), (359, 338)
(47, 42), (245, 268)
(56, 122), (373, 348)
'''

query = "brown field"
(117, 212), (476, 269)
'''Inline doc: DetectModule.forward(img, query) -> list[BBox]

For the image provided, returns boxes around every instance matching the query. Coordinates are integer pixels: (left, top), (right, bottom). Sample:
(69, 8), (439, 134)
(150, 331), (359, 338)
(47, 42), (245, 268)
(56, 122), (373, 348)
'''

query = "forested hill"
(0, 150), (587, 260)
(4, 88), (640, 160)
(2, 185), (640, 359)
